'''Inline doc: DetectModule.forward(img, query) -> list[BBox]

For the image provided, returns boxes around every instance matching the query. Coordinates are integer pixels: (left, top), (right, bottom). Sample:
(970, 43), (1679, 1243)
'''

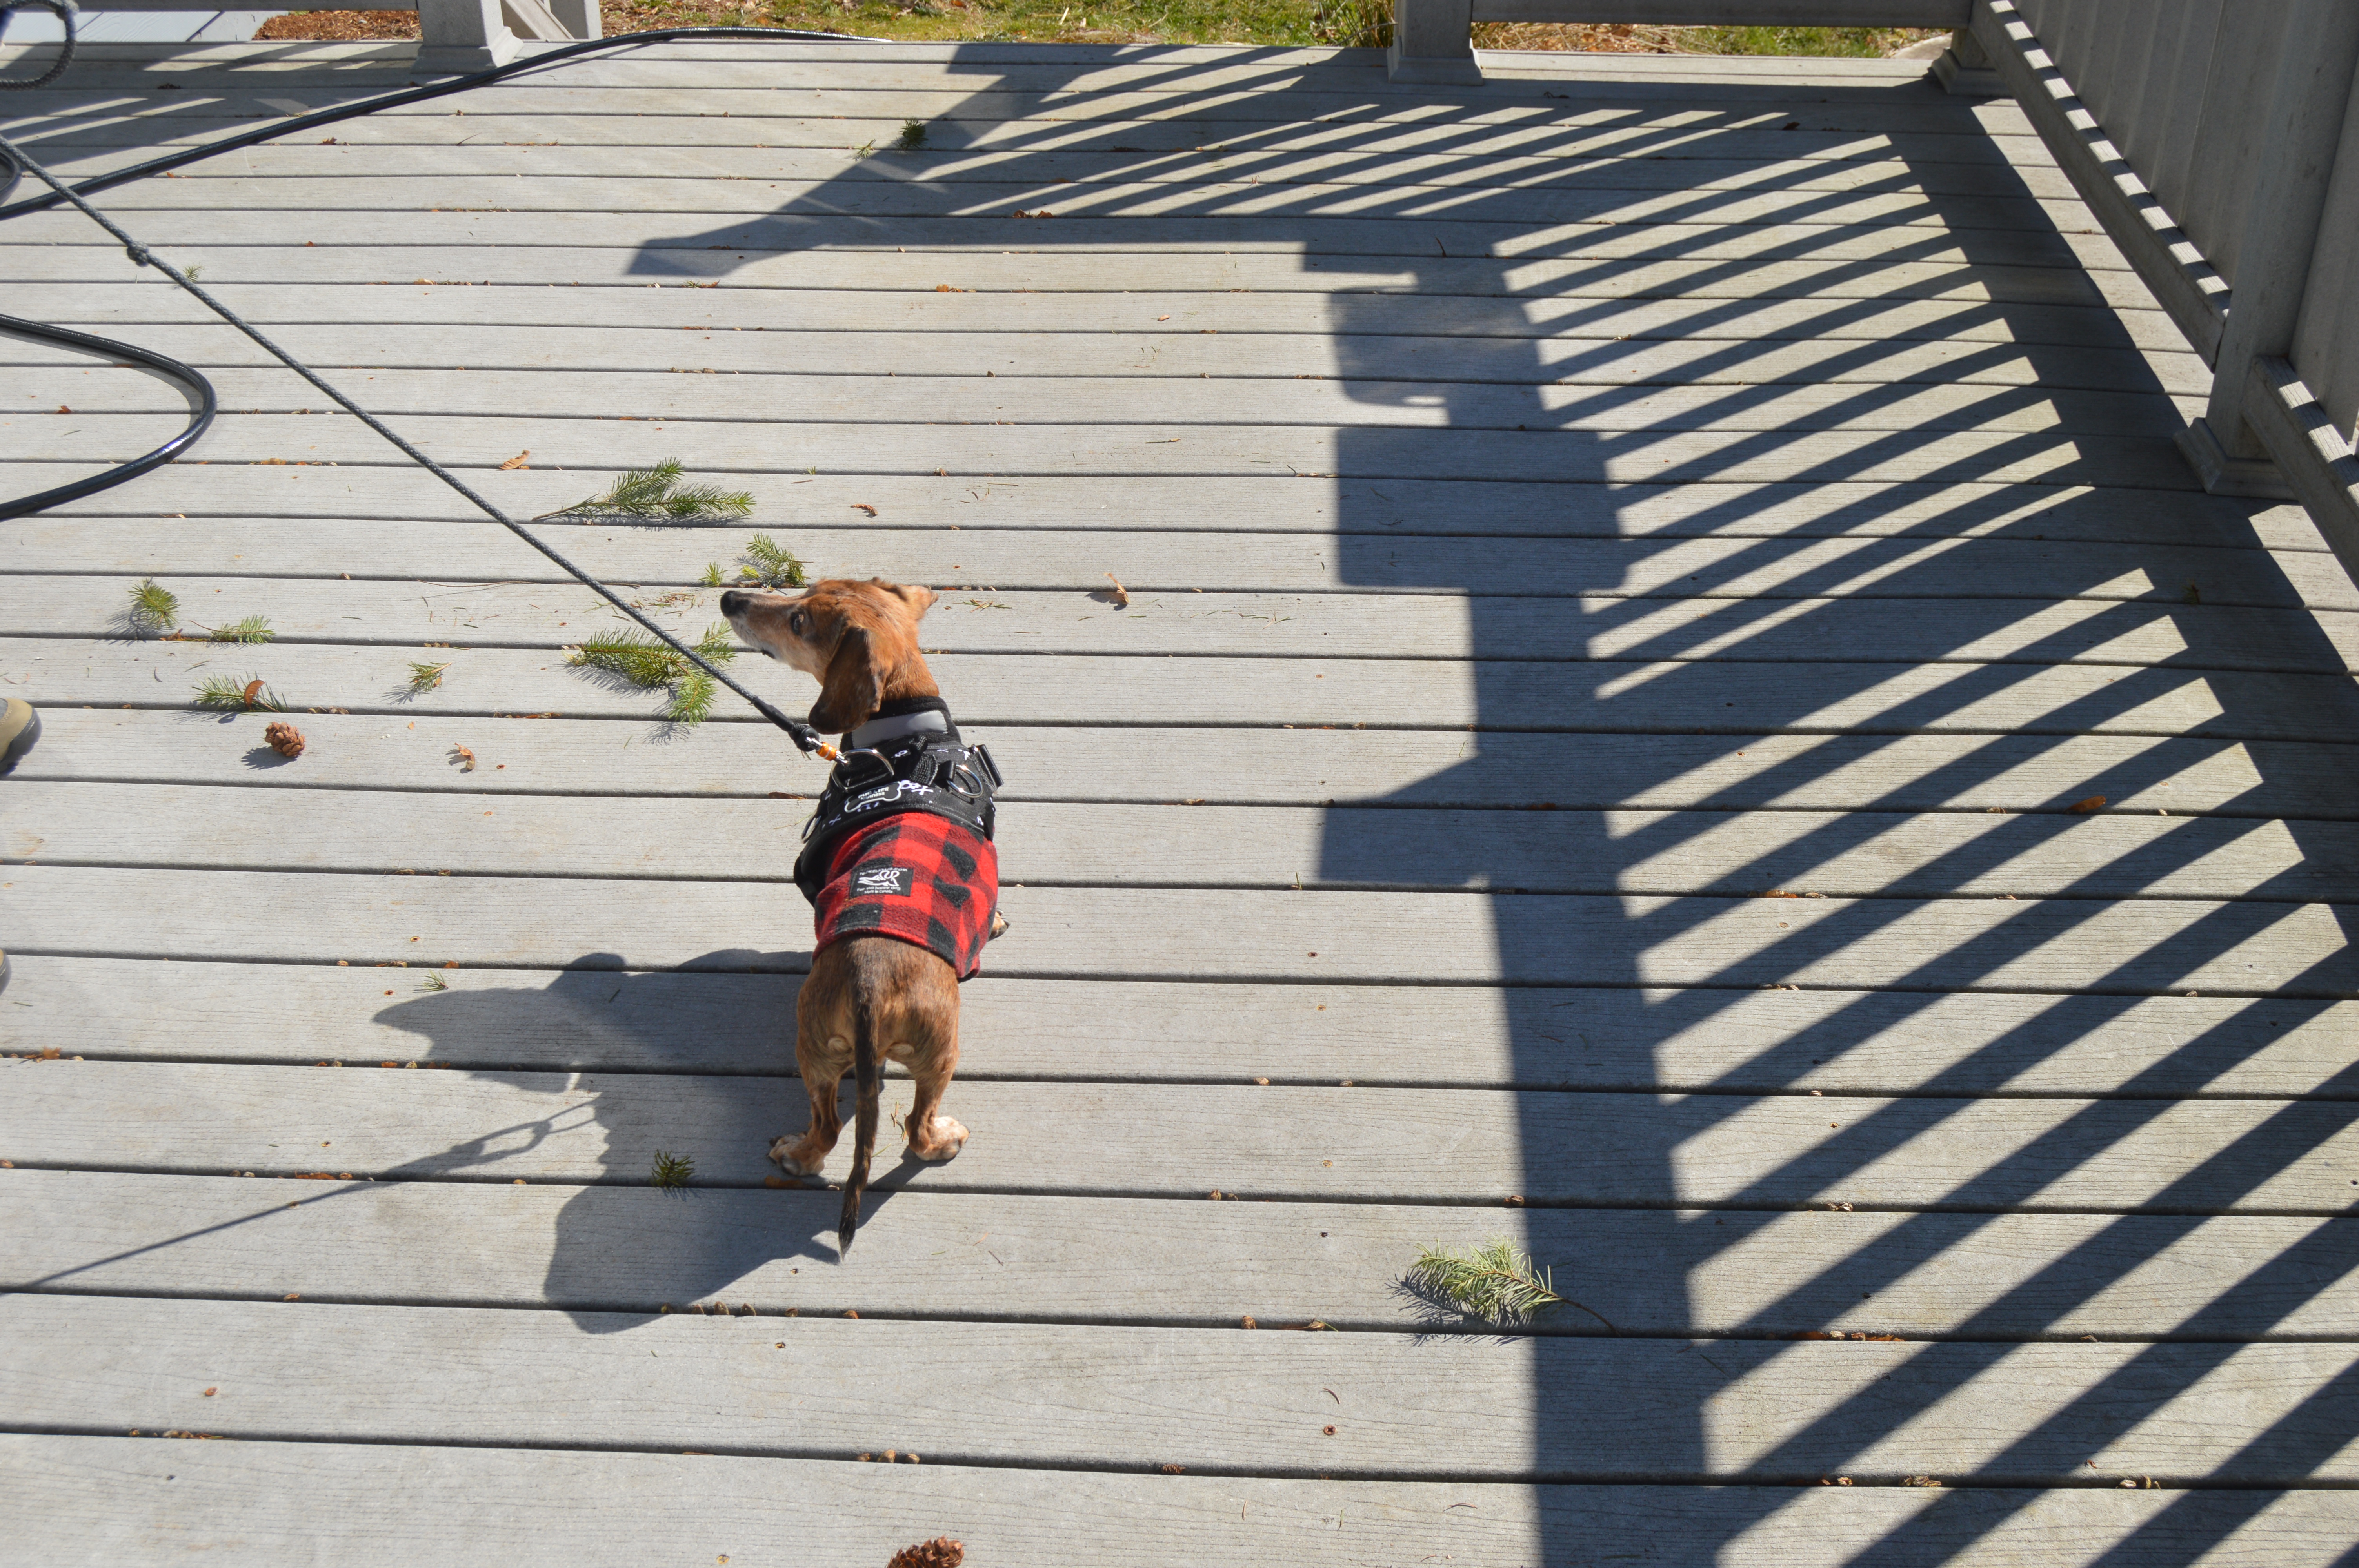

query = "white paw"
(914, 1116), (968, 1161)
(769, 1136), (822, 1176)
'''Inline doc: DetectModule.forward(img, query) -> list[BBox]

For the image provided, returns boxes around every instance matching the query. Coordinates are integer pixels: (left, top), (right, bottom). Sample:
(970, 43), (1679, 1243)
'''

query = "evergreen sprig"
(545, 458), (753, 521)
(406, 660), (450, 693)
(737, 533), (806, 588)
(668, 671), (719, 726)
(194, 674), (289, 712)
(650, 1150), (695, 1196)
(896, 118), (929, 151)
(1409, 1238), (1612, 1330)
(128, 578), (180, 633)
(568, 623), (735, 726)
(206, 614), (275, 644)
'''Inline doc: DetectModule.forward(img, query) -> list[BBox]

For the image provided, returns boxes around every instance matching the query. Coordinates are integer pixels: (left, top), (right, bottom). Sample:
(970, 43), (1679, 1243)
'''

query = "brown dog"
(722, 577), (999, 1254)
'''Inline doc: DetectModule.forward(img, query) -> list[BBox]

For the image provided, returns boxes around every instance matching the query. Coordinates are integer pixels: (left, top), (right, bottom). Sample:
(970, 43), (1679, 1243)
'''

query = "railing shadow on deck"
(329, 42), (2355, 1562)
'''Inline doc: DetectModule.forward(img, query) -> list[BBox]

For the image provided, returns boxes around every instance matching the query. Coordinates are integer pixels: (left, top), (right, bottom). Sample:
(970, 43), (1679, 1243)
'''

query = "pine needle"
(128, 578), (180, 633)
(420, 972), (449, 991)
(193, 675), (289, 712)
(896, 118), (929, 151)
(650, 1150), (694, 1196)
(668, 670), (718, 726)
(572, 630), (684, 687)
(406, 660), (450, 693)
(701, 561), (725, 587)
(738, 533), (805, 588)
(544, 458), (752, 521)
(1409, 1238), (1613, 1330)
(206, 614), (275, 644)
(569, 624), (734, 726)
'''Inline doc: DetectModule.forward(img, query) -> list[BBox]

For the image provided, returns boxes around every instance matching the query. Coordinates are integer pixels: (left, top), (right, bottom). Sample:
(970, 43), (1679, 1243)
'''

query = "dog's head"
(721, 577), (939, 735)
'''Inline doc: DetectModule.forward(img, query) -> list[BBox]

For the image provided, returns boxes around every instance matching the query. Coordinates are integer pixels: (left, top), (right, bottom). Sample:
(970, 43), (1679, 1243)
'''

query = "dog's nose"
(719, 590), (749, 616)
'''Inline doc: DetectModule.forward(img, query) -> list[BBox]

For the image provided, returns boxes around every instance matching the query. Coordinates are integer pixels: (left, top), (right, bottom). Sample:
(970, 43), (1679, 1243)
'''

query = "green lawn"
(591, 0), (1934, 55)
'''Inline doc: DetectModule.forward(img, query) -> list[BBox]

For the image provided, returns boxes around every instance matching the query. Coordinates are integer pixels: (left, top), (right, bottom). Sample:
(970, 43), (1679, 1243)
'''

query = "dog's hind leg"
(895, 956), (968, 1163)
(772, 960), (853, 1177)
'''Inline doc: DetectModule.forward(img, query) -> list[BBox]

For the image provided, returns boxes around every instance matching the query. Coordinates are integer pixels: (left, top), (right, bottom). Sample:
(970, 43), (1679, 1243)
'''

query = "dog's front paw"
(907, 1115), (968, 1162)
(769, 1135), (826, 1177)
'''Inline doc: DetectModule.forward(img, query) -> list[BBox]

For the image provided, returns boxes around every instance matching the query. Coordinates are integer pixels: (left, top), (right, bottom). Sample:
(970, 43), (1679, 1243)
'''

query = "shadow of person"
(373, 950), (914, 1328)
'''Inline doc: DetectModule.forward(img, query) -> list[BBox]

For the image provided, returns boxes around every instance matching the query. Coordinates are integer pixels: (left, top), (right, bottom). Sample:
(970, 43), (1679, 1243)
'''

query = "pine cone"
(887, 1539), (963, 1568)
(264, 721), (305, 758)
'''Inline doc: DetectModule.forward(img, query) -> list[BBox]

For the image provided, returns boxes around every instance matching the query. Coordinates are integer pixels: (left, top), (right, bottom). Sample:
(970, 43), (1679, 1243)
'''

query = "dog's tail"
(838, 969), (882, 1256)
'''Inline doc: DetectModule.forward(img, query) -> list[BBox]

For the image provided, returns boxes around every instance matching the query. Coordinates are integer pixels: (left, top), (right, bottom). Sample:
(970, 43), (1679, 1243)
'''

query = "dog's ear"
(880, 580), (937, 619)
(809, 621), (883, 734)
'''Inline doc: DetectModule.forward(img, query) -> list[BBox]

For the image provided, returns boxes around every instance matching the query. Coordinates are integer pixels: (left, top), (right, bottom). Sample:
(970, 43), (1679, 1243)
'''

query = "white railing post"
(2177, 0), (2359, 496)
(1930, 23), (2004, 95)
(415, 0), (522, 72)
(1389, 0), (1480, 83)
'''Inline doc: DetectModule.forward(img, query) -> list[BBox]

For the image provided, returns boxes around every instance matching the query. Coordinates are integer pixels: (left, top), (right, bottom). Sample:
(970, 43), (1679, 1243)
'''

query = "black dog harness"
(792, 696), (1002, 906)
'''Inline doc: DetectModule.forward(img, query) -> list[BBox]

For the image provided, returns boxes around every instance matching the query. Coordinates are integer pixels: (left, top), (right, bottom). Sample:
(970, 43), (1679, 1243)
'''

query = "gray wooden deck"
(4, 34), (2358, 1566)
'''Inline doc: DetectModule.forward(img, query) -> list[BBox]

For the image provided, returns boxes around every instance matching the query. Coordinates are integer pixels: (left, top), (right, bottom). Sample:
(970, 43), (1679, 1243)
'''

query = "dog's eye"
(789, 611), (807, 636)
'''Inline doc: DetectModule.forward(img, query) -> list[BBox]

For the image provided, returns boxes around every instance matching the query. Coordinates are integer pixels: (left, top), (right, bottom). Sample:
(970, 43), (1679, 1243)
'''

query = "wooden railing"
(1970, 0), (2359, 582)
(63, 0), (598, 70)
(1387, 0), (2359, 584)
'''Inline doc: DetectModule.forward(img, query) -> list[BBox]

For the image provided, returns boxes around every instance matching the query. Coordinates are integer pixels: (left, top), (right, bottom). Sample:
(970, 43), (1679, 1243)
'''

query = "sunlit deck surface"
(4, 34), (2358, 1565)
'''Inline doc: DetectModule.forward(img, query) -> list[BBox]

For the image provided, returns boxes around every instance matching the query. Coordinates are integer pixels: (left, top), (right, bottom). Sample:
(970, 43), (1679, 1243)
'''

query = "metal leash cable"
(0, 123), (837, 759)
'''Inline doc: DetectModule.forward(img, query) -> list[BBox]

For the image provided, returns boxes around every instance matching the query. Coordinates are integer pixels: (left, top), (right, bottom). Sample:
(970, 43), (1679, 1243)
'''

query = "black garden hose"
(0, 311), (216, 520)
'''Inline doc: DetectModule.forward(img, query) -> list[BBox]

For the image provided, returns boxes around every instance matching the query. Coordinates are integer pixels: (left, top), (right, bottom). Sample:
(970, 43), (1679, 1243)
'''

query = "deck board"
(5, 35), (2358, 1563)
(14, 641), (2359, 738)
(11, 782), (2359, 902)
(11, 953), (2359, 1095)
(14, 1170), (2359, 1336)
(9, 1294), (2359, 1483)
(12, 1060), (2359, 1210)
(14, 1438), (2357, 1568)
(15, 578), (2359, 670)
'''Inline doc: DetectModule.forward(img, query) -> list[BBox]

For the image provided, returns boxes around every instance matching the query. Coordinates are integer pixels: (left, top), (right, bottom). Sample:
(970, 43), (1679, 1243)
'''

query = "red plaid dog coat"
(809, 811), (1000, 979)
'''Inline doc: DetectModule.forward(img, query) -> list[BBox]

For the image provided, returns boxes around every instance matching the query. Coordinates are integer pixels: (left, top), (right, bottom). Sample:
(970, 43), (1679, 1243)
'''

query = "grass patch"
(591, 0), (1930, 51)
(1681, 25), (1934, 56)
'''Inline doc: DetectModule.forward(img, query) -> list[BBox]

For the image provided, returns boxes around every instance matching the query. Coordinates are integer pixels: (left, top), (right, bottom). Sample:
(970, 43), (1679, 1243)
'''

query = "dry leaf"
(2070, 795), (2107, 813)
(1105, 572), (1130, 607)
(241, 679), (265, 707)
(498, 450), (531, 470)
(450, 744), (477, 772)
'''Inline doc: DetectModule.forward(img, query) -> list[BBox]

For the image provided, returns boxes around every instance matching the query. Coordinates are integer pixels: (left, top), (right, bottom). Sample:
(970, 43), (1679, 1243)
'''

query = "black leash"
(0, 12), (847, 756)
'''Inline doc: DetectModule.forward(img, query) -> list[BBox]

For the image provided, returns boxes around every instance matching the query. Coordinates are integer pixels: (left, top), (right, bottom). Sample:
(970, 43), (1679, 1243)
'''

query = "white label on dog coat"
(853, 866), (914, 897)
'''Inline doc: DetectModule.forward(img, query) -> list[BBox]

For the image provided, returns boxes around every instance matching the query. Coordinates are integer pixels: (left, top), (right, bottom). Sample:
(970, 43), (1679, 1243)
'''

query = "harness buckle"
(830, 748), (896, 792)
